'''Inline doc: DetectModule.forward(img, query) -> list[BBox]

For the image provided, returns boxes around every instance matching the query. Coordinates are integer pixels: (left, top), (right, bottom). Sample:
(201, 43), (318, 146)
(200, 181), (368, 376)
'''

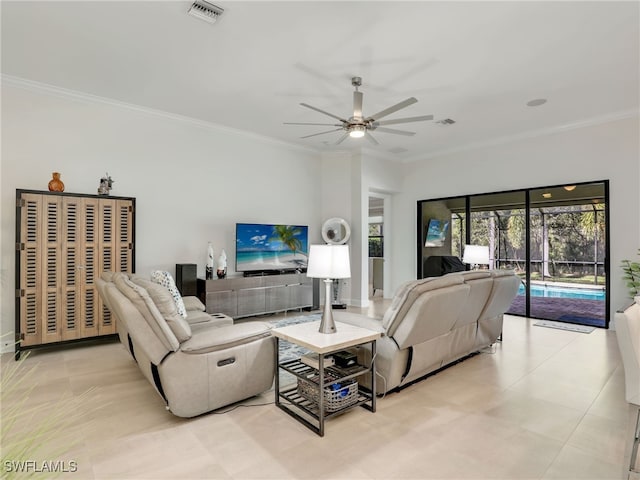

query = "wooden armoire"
(15, 190), (135, 359)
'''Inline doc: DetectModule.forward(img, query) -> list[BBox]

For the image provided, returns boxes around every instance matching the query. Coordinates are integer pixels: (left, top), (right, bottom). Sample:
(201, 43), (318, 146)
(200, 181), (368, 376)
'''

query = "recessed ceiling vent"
(435, 118), (456, 125)
(188, 0), (224, 24)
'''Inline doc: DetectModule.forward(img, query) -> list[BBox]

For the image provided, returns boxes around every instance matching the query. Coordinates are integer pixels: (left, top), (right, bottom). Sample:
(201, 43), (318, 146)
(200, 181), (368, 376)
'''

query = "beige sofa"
(96, 272), (275, 417)
(335, 270), (520, 394)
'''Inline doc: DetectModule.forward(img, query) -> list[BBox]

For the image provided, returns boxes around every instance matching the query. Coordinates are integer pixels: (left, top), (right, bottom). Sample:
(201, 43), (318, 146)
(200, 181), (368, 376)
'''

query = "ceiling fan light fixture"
(349, 125), (366, 138)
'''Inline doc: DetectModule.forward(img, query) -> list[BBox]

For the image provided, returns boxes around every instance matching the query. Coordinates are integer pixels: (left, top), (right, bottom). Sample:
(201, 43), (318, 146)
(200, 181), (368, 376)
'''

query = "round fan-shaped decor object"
(321, 218), (351, 245)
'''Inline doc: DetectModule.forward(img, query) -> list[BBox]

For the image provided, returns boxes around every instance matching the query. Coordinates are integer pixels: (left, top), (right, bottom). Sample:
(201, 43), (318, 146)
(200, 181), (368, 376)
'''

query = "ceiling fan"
(284, 76), (433, 145)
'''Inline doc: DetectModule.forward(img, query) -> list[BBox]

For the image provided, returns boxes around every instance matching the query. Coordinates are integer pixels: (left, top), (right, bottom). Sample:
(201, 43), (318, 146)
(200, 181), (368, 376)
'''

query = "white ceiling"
(2, 1), (638, 161)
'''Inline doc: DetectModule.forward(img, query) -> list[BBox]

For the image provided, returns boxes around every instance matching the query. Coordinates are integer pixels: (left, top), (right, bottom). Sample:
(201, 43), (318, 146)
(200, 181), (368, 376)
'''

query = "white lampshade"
(462, 245), (490, 265)
(306, 244), (351, 279)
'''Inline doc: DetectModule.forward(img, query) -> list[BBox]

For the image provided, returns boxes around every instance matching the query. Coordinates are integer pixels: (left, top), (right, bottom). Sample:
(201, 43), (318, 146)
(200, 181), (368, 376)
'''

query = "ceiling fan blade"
(284, 122), (343, 126)
(300, 103), (348, 123)
(300, 128), (343, 139)
(366, 97), (418, 122)
(335, 132), (349, 145)
(353, 91), (363, 119)
(374, 127), (416, 136)
(374, 114), (434, 126)
(365, 131), (379, 145)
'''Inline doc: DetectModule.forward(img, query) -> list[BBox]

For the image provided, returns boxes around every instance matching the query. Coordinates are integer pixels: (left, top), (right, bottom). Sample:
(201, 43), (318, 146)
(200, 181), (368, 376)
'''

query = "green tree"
(507, 211), (525, 250)
(270, 225), (302, 257)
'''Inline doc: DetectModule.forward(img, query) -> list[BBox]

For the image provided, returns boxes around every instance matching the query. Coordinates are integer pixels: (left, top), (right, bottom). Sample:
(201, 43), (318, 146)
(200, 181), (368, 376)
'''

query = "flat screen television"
(236, 223), (309, 274)
(424, 219), (450, 247)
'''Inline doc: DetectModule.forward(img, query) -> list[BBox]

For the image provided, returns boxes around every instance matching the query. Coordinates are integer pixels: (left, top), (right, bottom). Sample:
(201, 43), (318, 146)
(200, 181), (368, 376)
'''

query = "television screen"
(424, 219), (450, 247)
(236, 223), (309, 273)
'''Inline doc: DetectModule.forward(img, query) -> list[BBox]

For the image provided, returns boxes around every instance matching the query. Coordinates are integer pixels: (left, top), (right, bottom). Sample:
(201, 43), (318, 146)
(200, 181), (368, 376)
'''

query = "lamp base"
(319, 278), (336, 334)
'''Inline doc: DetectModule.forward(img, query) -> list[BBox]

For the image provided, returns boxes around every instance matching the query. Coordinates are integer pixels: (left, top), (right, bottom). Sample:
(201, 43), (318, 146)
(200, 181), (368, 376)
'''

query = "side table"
(272, 320), (381, 436)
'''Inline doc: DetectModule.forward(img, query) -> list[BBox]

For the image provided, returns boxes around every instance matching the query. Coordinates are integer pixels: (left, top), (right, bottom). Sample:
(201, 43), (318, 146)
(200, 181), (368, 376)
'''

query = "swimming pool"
(517, 284), (605, 301)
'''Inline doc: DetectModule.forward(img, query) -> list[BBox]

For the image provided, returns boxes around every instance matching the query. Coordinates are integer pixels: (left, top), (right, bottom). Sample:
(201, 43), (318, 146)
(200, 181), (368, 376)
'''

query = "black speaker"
(175, 263), (197, 296)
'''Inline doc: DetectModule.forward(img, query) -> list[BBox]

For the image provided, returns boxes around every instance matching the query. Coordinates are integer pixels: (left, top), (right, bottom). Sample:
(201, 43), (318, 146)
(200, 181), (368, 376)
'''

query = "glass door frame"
(417, 179), (610, 328)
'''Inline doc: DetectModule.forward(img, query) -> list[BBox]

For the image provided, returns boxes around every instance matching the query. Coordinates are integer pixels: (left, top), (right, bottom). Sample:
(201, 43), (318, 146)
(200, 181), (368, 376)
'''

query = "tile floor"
(2, 305), (638, 479)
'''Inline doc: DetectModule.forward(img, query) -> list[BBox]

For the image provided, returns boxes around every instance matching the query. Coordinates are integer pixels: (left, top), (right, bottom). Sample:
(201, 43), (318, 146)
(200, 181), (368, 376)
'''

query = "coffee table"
(272, 320), (381, 436)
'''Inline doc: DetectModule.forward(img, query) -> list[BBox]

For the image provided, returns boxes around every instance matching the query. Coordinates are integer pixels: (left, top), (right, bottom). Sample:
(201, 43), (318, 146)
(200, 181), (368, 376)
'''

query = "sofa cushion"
(383, 274), (465, 334)
(151, 270), (188, 319)
(451, 270), (492, 281)
(183, 296), (206, 312)
(180, 322), (272, 354)
(101, 271), (115, 282)
(112, 272), (179, 352)
(132, 276), (192, 343)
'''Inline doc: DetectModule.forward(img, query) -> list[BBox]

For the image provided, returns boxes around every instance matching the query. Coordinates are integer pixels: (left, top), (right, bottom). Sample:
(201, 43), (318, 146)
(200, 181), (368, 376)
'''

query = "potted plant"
(621, 249), (640, 298)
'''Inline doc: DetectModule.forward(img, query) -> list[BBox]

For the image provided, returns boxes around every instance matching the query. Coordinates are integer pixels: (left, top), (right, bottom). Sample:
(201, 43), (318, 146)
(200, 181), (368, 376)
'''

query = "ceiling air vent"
(435, 118), (456, 126)
(188, 0), (224, 24)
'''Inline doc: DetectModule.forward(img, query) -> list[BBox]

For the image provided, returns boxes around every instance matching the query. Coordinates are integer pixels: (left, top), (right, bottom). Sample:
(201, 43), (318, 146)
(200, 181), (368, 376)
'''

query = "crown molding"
(401, 109), (640, 164)
(1, 74), (319, 156)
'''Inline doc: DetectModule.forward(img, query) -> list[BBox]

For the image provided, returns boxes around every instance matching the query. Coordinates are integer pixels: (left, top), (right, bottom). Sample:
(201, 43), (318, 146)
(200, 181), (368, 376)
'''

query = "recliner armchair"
(96, 272), (275, 418)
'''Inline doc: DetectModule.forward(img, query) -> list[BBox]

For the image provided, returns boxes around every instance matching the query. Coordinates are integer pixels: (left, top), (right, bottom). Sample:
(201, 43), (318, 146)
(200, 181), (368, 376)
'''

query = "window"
(369, 223), (383, 257)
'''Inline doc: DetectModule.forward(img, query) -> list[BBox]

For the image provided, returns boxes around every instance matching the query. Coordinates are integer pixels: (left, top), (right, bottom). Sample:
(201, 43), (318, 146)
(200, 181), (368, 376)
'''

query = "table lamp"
(306, 244), (351, 333)
(462, 244), (490, 270)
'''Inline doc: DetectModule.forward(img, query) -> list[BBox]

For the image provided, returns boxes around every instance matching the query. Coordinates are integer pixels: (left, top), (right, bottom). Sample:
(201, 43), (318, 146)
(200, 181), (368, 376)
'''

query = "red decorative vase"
(48, 172), (65, 192)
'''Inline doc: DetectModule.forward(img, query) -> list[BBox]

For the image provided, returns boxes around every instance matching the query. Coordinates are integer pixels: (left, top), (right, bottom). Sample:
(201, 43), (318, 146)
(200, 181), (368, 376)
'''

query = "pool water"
(517, 284), (605, 301)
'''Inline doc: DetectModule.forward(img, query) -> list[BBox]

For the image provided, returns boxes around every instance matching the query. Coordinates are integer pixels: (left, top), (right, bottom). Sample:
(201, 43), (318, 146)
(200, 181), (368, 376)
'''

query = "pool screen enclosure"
(417, 180), (609, 328)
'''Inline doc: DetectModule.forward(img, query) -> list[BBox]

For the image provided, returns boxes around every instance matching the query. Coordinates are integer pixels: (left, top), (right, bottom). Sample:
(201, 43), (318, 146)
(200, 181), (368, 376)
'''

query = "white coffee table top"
(271, 320), (381, 354)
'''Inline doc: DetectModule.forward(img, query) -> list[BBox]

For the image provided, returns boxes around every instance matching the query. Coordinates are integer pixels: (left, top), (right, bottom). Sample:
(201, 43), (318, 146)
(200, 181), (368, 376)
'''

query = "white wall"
(390, 116), (640, 324)
(318, 151), (405, 306)
(1, 83), (322, 351)
(362, 152), (404, 299)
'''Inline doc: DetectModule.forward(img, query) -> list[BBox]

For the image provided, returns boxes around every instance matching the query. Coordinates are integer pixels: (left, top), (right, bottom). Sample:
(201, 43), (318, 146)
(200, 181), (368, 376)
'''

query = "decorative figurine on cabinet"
(97, 173), (114, 195)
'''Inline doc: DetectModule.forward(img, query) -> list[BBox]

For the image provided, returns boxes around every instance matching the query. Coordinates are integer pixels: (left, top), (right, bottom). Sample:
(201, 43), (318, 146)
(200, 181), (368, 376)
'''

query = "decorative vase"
(206, 242), (215, 280)
(217, 249), (227, 278)
(48, 172), (65, 192)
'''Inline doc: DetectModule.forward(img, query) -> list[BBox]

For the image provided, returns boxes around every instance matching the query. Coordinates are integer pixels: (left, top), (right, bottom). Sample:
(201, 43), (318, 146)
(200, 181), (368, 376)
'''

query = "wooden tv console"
(197, 273), (318, 319)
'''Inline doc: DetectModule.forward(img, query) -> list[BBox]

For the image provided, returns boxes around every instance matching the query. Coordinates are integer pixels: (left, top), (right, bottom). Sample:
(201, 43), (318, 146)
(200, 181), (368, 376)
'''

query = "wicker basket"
(298, 375), (358, 412)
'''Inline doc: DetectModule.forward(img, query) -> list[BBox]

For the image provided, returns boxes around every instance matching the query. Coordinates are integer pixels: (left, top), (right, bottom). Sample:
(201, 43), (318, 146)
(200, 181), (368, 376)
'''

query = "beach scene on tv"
(236, 224), (309, 272)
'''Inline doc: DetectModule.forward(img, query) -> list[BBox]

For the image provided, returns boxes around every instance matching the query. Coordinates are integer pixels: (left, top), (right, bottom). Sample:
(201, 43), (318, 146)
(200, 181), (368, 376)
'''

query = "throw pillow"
(132, 276), (192, 342)
(150, 270), (188, 319)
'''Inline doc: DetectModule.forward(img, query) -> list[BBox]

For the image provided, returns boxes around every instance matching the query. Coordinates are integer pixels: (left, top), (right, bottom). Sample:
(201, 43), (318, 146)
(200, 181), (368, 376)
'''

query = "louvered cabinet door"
(80, 198), (100, 338)
(98, 199), (116, 334)
(18, 194), (43, 347)
(61, 197), (82, 340)
(41, 196), (62, 344)
(116, 200), (133, 273)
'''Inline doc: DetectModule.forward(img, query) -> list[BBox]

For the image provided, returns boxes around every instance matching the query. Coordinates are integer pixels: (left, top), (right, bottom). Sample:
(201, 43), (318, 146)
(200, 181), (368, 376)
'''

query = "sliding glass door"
(470, 191), (527, 316)
(528, 183), (607, 327)
(417, 180), (609, 328)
